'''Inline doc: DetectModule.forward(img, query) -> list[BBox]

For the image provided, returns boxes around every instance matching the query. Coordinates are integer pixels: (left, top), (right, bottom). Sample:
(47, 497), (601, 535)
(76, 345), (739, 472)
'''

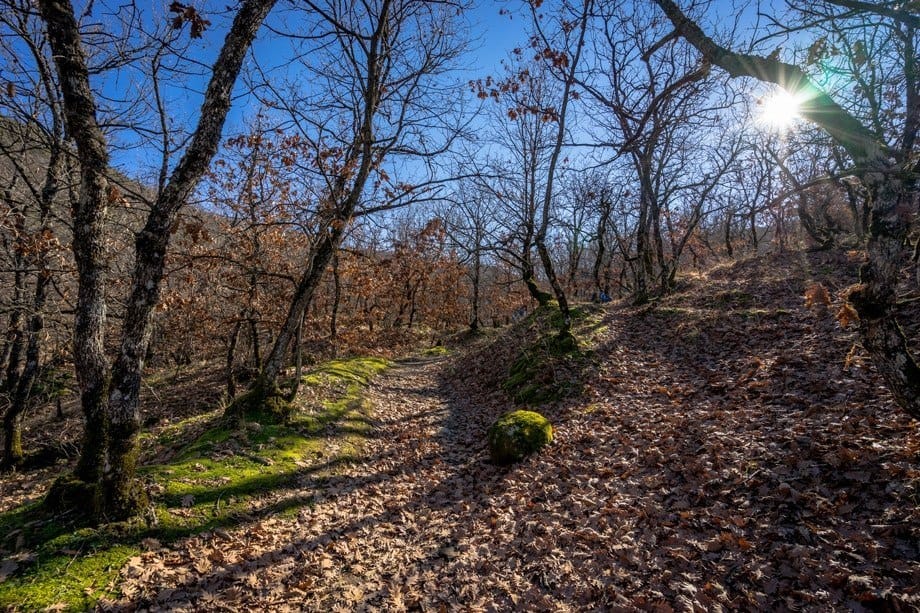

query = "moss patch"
(503, 305), (599, 404)
(487, 410), (553, 465)
(225, 383), (292, 425)
(301, 356), (389, 388)
(0, 356), (388, 611)
(422, 345), (450, 357)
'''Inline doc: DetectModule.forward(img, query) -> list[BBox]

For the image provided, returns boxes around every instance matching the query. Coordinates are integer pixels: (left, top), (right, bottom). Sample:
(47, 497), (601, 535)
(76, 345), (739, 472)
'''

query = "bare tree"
(525, 0), (593, 332)
(38, 0), (277, 519)
(472, 71), (557, 307)
(226, 0), (469, 418)
(572, 0), (737, 302)
(652, 0), (920, 418)
(0, 0), (70, 468)
(441, 182), (499, 331)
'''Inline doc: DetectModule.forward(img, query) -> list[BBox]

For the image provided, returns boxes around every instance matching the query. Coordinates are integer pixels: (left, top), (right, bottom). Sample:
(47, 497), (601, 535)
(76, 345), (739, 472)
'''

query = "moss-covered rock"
(487, 410), (553, 465)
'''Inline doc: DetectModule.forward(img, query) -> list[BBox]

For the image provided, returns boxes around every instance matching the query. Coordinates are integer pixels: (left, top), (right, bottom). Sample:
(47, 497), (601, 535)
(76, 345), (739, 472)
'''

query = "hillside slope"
(2, 250), (917, 611)
(444, 249), (920, 609)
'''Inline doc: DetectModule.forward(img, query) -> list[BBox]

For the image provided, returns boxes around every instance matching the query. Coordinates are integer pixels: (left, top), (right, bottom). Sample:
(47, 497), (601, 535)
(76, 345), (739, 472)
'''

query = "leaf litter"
(99, 252), (920, 609)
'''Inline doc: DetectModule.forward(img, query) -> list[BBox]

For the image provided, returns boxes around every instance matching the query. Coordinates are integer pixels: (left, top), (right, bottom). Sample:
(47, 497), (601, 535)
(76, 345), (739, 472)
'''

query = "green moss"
(0, 543), (136, 611)
(422, 345), (449, 356)
(302, 356), (389, 388)
(225, 383), (292, 425)
(44, 474), (103, 518)
(3, 428), (23, 467)
(0, 355), (389, 611)
(487, 410), (553, 465)
(519, 303), (587, 328)
(503, 327), (587, 404)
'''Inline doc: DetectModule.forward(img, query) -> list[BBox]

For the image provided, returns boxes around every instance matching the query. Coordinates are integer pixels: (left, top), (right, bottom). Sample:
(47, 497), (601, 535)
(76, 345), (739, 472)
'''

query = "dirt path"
(113, 356), (522, 611)
(109, 257), (920, 611)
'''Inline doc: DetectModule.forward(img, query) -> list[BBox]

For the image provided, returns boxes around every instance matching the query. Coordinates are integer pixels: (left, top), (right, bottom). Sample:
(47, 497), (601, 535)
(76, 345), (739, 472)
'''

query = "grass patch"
(0, 356), (388, 611)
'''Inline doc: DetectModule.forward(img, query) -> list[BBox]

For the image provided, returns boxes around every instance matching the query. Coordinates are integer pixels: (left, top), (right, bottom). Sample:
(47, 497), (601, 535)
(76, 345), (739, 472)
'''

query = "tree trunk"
(286, 311), (305, 402)
(593, 199), (610, 298)
(248, 317), (262, 370)
(2, 276), (25, 395)
(103, 0), (278, 517)
(226, 320), (242, 399)
(39, 0), (278, 520)
(651, 197), (669, 296)
(522, 255), (553, 306)
(470, 247), (481, 331)
(533, 0), (592, 332)
(38, 0), (113, 497)
(2, 196), (27, 394)
(634, 194), (651, 305)
(330, 252), (341, 353)
(230, 0), (387, 422)
(258, 227), (343, 388)
(848, 177), (920, 419)
(2, 260), (51, 468)
(724, 210), (734, 258)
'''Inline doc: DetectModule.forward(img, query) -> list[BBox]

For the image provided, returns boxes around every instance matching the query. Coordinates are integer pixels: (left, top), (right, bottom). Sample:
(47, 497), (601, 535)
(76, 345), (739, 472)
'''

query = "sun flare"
(758, 89), (802, 130)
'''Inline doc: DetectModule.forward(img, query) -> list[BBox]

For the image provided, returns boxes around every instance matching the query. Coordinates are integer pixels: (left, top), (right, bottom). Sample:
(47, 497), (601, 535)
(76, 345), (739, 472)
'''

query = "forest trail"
(5, 251), (919, 611)
(113, 355), (520, 611)
(110, 251), (920, 611)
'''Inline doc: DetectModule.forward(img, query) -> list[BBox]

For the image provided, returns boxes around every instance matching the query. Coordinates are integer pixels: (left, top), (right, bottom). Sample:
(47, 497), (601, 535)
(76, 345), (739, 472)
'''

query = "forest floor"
(1, 249), (919, 611)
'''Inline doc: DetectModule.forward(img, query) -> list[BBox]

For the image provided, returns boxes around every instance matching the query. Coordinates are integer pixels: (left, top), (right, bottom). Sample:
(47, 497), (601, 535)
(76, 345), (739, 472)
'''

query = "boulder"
(487, 410), (553, 465)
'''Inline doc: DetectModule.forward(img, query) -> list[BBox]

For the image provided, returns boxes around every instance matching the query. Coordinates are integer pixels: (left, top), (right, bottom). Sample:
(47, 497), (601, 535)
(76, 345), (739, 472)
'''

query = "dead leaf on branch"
(168, 2), (211, 38)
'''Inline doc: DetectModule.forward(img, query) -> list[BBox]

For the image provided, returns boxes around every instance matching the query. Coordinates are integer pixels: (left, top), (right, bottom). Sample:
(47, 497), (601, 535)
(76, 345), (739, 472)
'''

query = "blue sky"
(96, 0), (792, 182)
(103, 1), (531, 177)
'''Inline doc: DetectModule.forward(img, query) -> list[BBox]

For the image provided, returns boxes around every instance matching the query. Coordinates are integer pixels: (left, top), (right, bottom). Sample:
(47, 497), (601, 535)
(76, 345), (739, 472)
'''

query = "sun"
(757, 89), (802, 130)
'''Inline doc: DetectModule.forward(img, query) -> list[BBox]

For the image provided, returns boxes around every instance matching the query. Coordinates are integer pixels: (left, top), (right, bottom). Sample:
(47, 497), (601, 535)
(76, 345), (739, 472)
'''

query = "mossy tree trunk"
(38, 0), (278, 520)
(37, 0), (113, 500)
